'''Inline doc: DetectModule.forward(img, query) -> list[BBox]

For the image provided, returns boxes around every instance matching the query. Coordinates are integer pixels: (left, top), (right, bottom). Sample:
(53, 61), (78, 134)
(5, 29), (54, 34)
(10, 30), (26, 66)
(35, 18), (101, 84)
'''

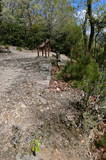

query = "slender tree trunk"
(88, 20), (94, 52)
(0, 0), (2, 45)
(87, 0), (95, 53)
(82, 13), (88, 54)
(0, 0), (2, 22)
(27, 10), (32, 28)
(103, 43), (106, 61)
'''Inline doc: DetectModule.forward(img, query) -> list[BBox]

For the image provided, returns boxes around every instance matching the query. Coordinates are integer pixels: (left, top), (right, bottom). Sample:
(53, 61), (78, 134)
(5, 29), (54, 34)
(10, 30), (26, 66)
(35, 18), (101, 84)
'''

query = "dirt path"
(0, 48), (91, 160)
(0, 67), (21, 94)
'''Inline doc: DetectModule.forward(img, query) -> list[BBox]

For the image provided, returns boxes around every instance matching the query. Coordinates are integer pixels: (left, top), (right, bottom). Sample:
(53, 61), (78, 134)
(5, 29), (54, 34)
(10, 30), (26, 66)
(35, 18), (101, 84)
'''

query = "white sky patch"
(93, 13), (98, 19)
(75, 10), (89, 35)
(103, 28), (106, 33)
(75, 9), (98, 23)
(76, 10), (86, 21)
(75, 10), (86, 23)
(86, 29), (90, 35)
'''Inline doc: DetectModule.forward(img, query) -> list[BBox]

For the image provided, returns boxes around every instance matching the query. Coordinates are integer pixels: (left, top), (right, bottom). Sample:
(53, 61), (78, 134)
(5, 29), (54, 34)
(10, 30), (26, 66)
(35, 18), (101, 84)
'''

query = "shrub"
(4, 45), (9, 49)
(16, 47), (22, 51)
(57, 55), (101, 92)
(52, 23), (82, 56)
(95, 132), (106, 148)
(83, 111), (97, 132)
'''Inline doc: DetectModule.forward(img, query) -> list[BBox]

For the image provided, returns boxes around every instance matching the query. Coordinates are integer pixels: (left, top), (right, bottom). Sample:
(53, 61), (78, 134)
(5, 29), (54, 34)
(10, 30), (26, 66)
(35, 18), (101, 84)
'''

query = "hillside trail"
(0, 47), (91, 160)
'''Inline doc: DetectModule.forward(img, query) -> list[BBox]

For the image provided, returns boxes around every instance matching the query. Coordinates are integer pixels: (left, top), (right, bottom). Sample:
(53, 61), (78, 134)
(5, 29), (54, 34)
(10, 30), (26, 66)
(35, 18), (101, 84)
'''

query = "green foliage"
(57, 56), (101, 92)
(0, 22), (26, 47)
(0, 21), (48, 49)
(3, 44), (9, 49)
(95, 132), (106, 148)
(52, 23), (82, 56)
(30, 139), (41, 155)
(16, 47), (22, 51)
(83, 111), (97, 132)
(84, 59), (100, 83)
(1, 0), (77, 51)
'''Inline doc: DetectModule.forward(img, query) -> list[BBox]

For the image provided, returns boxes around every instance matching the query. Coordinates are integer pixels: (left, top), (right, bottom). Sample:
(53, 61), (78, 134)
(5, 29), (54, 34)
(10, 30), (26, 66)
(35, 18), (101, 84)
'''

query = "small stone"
(56, 88), (60, 91)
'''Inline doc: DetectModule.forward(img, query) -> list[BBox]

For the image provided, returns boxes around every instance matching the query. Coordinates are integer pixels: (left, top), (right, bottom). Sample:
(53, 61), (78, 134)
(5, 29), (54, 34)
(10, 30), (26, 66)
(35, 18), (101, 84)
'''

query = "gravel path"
(0, 67), (22, 94)
(0, 49), (91, 160)
(0, 50), (52, 160)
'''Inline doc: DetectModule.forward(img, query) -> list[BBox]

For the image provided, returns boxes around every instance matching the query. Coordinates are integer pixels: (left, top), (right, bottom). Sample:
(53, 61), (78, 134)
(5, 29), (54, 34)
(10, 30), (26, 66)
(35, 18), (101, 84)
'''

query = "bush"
(16, 47), (22, 51)
(95, 132), (106, 148)
(57, 55), (101, 92)
(52, 23), (82, 56)
(0, 22), (48, 50)
(83, 111), (97, 132)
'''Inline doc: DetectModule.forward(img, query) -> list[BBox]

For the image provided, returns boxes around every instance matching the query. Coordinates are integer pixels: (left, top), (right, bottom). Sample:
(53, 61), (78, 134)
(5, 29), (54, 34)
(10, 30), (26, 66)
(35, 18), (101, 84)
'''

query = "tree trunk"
(82, 13), (88, 54)
(0, 0), (2, 21)
(0, 0), (2, 47)
(103, 43), (106, 62)
(87, 0), (95, 53)
(88, 20), (94, 52)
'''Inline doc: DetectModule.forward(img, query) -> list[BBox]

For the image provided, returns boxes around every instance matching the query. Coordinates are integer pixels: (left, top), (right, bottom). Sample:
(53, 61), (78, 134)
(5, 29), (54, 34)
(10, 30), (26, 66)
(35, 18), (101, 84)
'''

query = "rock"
(39, 63), (50, 72)
(0, 46), (11, 53)
(56, 88), (60, 92)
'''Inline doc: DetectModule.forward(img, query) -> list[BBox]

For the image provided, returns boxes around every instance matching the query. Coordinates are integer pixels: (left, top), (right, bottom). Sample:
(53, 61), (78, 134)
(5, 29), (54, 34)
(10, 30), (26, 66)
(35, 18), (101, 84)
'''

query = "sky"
(71, 0), (106, 34)
(69, 0), (106, 11)
(70, 0), (106, 22)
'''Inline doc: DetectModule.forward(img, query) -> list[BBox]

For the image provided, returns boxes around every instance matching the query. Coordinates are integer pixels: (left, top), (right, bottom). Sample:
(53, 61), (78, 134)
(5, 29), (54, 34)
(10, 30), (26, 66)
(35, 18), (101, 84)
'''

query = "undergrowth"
(57, 55), (101, 92)
(57, 55), (106, 160)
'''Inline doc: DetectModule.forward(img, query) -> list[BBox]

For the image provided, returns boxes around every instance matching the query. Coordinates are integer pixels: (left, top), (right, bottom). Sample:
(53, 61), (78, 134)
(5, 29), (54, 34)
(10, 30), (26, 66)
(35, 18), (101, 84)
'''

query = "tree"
(0, 0), (45, 48)
(0, 0), (1, 16)
(41, 0), (74, 40)
(0, 0), (2, 46)
(87, 0), (94, 52)
(72, 0), (106, 55)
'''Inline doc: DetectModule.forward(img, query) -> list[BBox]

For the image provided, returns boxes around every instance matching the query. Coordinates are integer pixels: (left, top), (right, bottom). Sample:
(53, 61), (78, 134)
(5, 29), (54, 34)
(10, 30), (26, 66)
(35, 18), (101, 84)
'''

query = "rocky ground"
(0, 48), (92, 160)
